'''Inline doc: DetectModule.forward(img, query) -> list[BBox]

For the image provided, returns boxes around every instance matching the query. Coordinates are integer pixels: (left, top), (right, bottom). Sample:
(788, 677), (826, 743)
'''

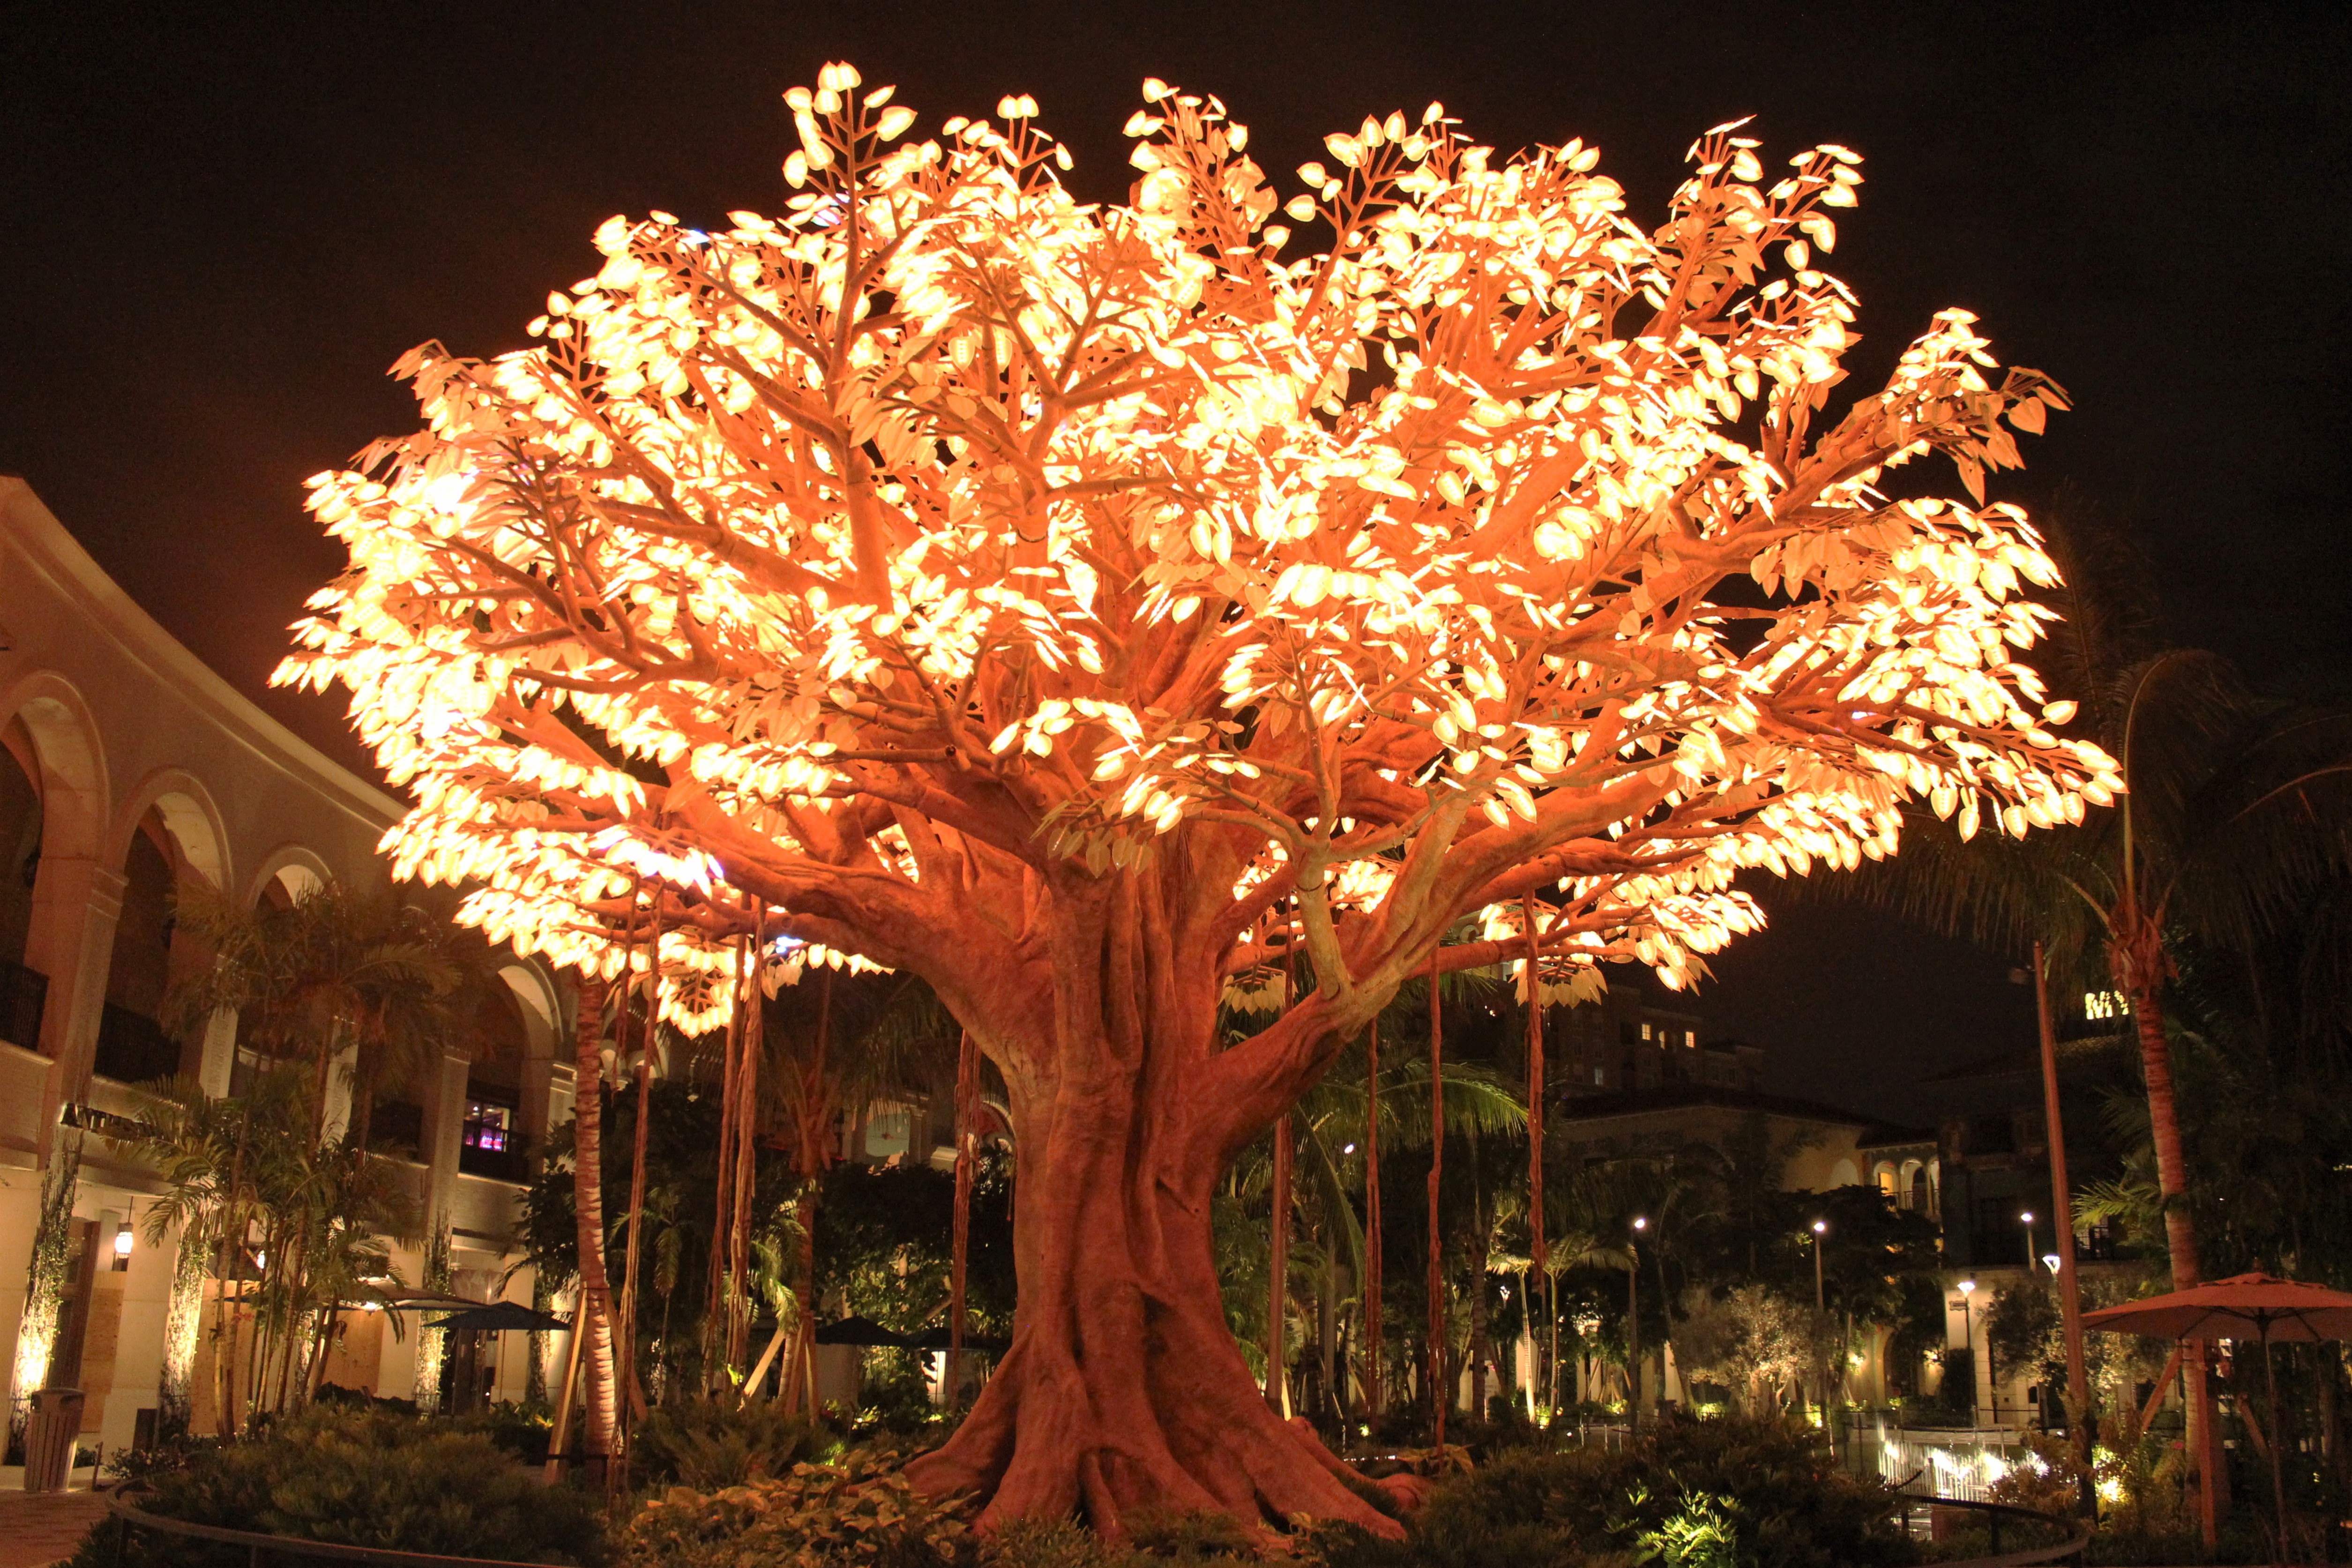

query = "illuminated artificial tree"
(282, 67), (2118, 1533)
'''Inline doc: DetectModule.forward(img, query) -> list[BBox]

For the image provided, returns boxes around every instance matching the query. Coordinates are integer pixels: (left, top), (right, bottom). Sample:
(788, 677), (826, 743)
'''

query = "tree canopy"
(282, 67), (2113, 1044)
(279, 63), (2114, 1531)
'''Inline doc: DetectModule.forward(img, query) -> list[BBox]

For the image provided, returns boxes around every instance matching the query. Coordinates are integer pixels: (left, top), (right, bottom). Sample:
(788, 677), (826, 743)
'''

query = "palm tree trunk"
(949, 1027), (978, 1407)
(2119, 928), (2225, 1541)
(1467, 1182), (1492, 1423)
(570, 978), (620, 1469)
(616, 896), (659, 1463)
(1426, 956), (1445, 1449)
(1267, 1113), (1292, 1417)
(727, 916), (762, 1371)
(1266, 914), (1297, 1417)
(703, 936), (742, 1388)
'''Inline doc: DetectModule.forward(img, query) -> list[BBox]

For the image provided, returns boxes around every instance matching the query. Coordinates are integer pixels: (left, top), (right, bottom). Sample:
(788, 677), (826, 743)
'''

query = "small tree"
(283, 69), (2113, 1529)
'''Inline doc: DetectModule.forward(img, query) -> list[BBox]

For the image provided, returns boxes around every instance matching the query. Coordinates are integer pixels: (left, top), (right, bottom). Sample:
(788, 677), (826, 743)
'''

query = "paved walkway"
(0, 1486), (110, 1568)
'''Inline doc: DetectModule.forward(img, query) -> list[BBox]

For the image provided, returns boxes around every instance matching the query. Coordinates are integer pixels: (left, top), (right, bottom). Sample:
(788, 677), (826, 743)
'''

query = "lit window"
(2082, 991), (2126, 1021)
(1641, 1022), (1652, 1041)
(463, 1100), (513, 1153)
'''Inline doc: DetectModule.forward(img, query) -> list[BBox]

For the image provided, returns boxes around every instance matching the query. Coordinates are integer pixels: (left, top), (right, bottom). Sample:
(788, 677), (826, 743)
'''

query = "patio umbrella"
(424, 1301), (572, 1333)
(2082, 1272), (2352, 1561)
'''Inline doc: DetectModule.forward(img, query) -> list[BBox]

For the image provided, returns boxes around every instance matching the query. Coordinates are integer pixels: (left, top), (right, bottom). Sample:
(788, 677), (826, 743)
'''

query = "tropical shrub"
(1302, 1414), (1916, 1568)
(980, 1515), (1256, 1566)
(86, 1405), (601, 1567)
(618, 1447), (970, 1568)
(632, 1393), (823, 1488)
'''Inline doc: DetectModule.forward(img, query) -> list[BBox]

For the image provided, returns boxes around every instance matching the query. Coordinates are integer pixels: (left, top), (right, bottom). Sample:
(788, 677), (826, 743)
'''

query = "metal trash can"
(22, 1387), (84, 1492)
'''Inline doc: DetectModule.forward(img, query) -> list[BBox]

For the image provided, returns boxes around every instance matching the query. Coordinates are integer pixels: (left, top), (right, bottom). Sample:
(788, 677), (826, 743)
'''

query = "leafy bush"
(619, 1446), (971, 1568)
(1302, 1413), (1916, 1568)
(83, 1406), (601, 1568)
(978, 1514), (1257, 1566)
(1120, 1508), (1259, 1562)
(632, 1393), (823, 1489)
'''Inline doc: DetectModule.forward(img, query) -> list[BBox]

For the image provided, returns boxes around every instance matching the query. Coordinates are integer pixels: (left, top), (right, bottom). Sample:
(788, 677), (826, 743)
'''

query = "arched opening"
(93, 813), (183, 1083)
(1873, 1161), (1900, 1200)
(0, 719), (43, 1051)
(276, 861), (324, 904)
(95, 779), (231, 1088)
(458, 985), (530, 1183)
(224, 852), (333, 1096)
(1909, 1159), (1937, 1219)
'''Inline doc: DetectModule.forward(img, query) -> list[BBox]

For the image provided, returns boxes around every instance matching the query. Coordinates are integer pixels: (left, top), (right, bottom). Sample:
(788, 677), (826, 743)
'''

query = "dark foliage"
(1303, 1414), (1916, 1568)
(631, 1394), (822, 1489)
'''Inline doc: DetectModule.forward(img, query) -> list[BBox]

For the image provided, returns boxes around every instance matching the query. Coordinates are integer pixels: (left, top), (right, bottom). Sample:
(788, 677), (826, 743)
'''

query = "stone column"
(31, 858), (124, 1164)
(421, 1051), (470, 1235)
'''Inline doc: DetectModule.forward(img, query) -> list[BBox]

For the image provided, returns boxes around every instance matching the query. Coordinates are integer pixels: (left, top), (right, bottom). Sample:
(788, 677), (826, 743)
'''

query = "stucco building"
(1, 478), (573, 1453)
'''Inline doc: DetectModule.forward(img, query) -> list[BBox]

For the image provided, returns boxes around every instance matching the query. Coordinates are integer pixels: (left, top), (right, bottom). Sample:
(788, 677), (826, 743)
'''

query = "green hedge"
(1302, 1414), (1919, 1568)
(83, 1406), (603, 1568)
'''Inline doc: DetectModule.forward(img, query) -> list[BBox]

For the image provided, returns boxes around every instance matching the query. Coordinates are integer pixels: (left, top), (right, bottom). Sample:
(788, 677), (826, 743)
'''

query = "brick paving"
(0, 1488), (110, 1568)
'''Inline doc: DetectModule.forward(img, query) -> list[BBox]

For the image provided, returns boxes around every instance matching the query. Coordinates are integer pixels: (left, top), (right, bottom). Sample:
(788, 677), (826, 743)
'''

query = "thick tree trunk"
(887, 861), (1403, 1539)
(905, 1038), (1394, 1537)
(570, 979), (620, 1465)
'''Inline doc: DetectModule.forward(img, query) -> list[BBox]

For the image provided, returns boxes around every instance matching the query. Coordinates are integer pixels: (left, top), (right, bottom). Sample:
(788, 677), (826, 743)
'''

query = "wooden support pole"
(1364, 1020), (1382, 1426)
(1523, 896), (1548, 1414)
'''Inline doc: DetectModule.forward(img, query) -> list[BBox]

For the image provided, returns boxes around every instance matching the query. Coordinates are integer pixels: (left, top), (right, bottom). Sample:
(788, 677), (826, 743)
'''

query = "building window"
(463, 1100), (513, 1154)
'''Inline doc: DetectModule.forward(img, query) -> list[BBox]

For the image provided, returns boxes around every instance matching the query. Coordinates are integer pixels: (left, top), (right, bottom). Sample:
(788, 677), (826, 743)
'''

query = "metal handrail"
(106, 1487), (577, 1568)
(1889, 1491), (2095, 1568)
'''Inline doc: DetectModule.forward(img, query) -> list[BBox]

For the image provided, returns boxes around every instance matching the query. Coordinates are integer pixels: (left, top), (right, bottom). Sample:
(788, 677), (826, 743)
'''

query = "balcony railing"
(93, 1003), (179, 1085)
(458, 1140), (530, 1183)
(368, 1098), (426, 1156)
(1, 959), (47, 1053)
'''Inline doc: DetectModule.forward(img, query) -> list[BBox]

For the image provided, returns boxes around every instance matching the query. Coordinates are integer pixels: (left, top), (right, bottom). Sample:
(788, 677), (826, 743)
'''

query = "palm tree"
(1805, 509), (2352, 1529)
(755, 963), (957, 1408)
(117, 1068), (414, 1426)
(162, 882), (476, 1150)
(1217, 975), (1523, 1426)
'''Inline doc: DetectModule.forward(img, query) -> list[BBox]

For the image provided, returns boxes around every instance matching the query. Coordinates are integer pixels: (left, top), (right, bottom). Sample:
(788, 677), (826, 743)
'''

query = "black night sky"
(5, 1), (2346, 1114)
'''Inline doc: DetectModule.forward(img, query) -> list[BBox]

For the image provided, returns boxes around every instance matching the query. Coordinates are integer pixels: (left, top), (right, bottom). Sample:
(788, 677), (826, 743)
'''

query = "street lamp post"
(1958, 1278), (1979, 1428)
(1810, 1218), (1830, 1436)
(1628, 1216), (1647, 1434)
(2020, 1210), (2038, 1271)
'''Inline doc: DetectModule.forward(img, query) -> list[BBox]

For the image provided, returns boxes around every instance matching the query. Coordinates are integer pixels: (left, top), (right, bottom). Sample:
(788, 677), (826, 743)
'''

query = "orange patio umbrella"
(2083, 1272), (2352, 1561)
